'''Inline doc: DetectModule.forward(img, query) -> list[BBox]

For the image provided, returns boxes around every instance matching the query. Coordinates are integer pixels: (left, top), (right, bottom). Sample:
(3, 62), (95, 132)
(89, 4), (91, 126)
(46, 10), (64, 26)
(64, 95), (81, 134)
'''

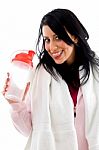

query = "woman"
(3, 8), (99, 150)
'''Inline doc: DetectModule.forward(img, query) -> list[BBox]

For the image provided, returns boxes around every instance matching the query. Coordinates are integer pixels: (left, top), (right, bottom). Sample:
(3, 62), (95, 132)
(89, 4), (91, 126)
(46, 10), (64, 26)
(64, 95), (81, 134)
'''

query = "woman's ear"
(70, 35), (78, 44)
(66, 31), (78, 44)
(73, 36), (78, 44)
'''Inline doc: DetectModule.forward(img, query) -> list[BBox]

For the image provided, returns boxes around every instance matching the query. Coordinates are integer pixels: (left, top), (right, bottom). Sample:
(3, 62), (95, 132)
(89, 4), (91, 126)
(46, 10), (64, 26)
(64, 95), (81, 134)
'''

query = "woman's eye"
(55, 35), (59, 39)
(44, 38), (50, 43)
(55, 35), (61, 40)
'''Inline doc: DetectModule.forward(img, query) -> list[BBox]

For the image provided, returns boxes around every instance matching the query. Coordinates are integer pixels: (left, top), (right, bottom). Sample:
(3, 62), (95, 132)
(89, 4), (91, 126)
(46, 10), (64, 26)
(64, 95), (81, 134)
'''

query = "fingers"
(5, 72), (10, 79)
(2, 72), (10, 96)
(22, 82), (30, 101)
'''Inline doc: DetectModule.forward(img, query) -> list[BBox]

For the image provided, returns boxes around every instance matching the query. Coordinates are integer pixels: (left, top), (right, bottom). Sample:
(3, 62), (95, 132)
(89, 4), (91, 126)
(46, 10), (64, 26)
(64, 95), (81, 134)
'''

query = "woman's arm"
(2, 72), (33, 137)
(10, 96), (32, 137)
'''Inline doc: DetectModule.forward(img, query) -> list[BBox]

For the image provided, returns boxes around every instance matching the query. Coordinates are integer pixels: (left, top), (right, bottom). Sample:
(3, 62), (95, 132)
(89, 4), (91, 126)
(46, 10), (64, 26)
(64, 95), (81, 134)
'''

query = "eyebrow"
(43, 36), (48, 39)
(43, 34), (57, 39)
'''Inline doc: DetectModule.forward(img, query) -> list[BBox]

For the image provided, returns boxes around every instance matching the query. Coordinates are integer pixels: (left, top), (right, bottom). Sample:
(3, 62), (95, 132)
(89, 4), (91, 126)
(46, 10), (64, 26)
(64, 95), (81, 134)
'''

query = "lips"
(52, 50), (63, 58)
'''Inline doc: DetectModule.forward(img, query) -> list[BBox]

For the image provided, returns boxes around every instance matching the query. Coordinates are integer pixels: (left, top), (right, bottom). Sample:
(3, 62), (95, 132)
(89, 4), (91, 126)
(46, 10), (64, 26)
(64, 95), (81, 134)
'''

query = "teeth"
(52, 51), (62, 57)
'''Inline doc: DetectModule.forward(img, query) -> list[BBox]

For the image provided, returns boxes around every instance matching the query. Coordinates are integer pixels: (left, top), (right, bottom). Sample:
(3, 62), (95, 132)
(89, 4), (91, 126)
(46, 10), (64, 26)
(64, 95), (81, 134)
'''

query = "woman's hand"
(2, 73), (30, 104)
(2, 72), (18, 104)
(22, 82), (30, 101)
(2, 72), (10, 96)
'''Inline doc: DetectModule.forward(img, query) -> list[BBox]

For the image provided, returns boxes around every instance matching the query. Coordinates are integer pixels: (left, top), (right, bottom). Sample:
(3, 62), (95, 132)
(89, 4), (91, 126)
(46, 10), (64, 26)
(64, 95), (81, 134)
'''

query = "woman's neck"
(55, 60), (80, 89)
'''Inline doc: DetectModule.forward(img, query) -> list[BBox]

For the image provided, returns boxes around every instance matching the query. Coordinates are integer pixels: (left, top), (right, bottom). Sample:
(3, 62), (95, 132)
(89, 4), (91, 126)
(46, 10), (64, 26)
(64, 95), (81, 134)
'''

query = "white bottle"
(5, 50), (35, 101)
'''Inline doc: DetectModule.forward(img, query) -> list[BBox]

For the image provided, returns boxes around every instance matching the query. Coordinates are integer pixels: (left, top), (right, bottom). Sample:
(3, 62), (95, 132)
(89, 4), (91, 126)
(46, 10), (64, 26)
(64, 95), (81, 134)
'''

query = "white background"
(0, 0), (99, 149)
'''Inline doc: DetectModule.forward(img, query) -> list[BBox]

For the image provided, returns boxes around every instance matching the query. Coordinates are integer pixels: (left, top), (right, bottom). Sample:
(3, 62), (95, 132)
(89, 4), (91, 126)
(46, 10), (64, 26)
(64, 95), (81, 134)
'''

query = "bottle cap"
(12, 50), (35, 67)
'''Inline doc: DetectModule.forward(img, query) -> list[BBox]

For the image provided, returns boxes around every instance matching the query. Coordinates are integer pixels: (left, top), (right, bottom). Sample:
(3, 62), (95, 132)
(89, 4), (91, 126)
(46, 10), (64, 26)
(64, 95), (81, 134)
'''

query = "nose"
(49, 41), (58, 53)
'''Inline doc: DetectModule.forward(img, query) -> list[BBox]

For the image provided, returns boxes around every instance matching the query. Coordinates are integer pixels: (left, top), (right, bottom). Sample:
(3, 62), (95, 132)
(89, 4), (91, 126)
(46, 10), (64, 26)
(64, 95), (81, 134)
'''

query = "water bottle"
(5, 50), (35, 102)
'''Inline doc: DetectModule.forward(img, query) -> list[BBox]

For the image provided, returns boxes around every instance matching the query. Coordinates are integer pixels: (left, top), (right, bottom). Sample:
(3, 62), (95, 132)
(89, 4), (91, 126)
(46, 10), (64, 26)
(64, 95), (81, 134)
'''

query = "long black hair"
(36, 8), (99, 88)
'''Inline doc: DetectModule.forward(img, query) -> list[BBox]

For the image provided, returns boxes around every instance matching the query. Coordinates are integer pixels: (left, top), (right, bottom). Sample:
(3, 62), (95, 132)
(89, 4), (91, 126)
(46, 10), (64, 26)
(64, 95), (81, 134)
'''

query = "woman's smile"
(51, 50), (63, 59)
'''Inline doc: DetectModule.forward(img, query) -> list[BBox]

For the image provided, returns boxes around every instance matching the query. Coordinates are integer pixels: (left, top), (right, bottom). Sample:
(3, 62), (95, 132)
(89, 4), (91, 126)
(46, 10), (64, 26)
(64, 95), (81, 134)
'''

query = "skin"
(42, 25), (78, 65)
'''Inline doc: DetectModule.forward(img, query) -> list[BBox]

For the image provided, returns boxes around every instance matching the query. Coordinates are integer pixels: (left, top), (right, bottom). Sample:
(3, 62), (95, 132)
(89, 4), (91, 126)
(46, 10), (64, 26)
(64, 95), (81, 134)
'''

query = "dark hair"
(36, 8), (99, 88)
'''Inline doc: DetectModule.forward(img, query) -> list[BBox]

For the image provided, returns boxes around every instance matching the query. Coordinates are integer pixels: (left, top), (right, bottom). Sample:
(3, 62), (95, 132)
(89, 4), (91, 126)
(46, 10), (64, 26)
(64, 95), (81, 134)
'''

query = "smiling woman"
(1, 8), (99, 150)
(0, 0), (99, 149)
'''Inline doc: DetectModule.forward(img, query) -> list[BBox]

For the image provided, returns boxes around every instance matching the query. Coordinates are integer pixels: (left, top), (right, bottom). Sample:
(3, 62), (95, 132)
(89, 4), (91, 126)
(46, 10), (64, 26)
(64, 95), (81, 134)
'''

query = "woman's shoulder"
(34, 65), (51, 82)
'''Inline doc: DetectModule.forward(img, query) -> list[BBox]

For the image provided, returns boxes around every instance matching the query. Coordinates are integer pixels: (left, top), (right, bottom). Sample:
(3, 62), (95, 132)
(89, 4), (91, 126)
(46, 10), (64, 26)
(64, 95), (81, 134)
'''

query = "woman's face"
(42, 25), (77, 65)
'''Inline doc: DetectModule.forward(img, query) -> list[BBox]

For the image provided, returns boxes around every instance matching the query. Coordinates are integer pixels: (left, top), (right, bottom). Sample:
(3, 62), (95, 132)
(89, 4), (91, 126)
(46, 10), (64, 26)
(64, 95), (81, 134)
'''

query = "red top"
(68, 85), (79, 107)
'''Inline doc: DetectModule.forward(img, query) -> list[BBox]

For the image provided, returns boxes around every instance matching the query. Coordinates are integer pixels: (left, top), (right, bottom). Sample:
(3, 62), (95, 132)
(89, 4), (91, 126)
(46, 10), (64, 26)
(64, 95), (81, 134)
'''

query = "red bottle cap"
(12, 50), (35, 67)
